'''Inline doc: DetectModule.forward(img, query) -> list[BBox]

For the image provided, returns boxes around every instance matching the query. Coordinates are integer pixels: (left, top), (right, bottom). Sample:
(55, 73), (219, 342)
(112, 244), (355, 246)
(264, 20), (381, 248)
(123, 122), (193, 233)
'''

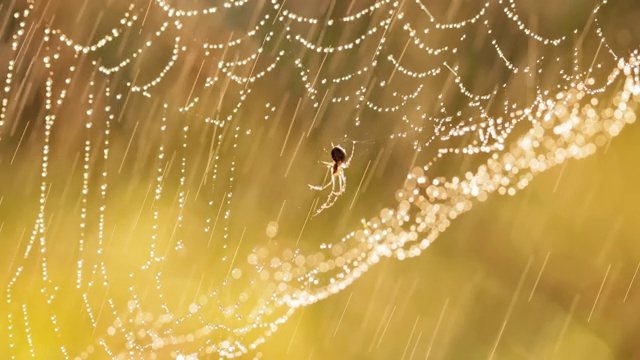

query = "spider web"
(0, 0), (638, 358)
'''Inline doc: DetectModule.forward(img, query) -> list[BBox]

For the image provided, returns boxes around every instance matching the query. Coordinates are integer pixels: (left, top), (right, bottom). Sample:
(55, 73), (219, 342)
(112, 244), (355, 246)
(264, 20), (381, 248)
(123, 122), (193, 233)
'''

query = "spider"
(308, 142), (355, 215)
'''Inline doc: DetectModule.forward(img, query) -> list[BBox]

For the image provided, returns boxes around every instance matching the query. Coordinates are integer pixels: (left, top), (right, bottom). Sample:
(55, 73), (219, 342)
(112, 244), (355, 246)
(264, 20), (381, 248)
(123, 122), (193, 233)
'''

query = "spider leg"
(313, 174), (342, 216)
(339, 171), (346, 193)
(342, 141), (355, 169)
(331, 170), (342, 195)
(330, 172), (337, 193)
(308, 166), (333, 191)
(308, 182), (331, 191)
(308, 178), (332, 191)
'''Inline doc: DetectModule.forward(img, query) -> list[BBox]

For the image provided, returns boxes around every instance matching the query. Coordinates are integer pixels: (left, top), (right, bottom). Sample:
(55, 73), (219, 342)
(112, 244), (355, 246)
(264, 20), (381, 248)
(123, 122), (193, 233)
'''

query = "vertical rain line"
(488, 256), (533, 360)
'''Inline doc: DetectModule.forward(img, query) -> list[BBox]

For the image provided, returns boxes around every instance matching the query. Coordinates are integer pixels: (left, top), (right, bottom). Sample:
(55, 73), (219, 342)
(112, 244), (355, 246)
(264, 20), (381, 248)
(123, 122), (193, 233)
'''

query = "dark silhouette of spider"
(309, 142), (355, 215)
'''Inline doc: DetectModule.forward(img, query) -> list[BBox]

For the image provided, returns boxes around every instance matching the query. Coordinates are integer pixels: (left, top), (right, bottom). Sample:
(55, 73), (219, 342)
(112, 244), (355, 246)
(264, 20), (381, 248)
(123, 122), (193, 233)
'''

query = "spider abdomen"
(331, 146), (346, 174)
(331, 146), (347, 163)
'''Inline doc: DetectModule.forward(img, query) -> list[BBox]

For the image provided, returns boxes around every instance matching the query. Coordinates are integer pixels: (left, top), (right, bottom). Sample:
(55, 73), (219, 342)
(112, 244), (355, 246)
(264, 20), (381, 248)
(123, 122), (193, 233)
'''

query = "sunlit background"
(0, 0), (639, 358)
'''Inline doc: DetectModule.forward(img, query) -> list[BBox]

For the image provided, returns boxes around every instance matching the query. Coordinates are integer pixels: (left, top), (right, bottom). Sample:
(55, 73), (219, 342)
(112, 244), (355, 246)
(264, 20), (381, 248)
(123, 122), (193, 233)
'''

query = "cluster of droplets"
(77, 82), (98, 290)
(130, 35), (183, 97)
(275, 53), (640, 312)
(53, 4), (138, 54)
(0, 0), (35, 138)
(155, 0), (253, 18)
(98, 21), (172, 75)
